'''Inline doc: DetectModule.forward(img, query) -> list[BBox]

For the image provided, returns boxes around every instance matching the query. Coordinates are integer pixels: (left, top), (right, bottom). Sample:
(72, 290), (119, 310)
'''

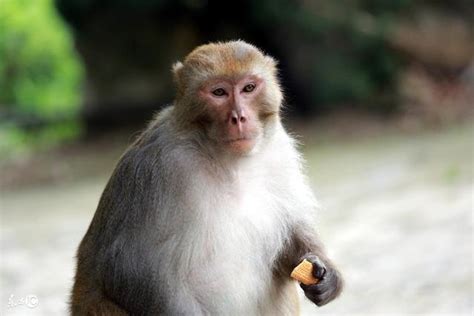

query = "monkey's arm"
(276, 225), (344, 306)
(72, 144), (166, 315)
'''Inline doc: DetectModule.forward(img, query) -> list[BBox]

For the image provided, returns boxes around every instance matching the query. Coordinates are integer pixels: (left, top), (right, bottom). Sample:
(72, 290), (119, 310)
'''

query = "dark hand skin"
(299, 254), (344, 307)
(274, 227), (344, 307)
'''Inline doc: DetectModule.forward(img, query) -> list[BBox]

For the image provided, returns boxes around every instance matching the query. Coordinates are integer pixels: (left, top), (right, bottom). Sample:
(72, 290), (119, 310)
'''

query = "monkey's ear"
(172, 61), (184, 74)
(172, 61), (184, 90)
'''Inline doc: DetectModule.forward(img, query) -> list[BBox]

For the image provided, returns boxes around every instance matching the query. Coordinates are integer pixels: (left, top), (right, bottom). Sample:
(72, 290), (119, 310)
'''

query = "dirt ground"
(1, 119), (472, 315)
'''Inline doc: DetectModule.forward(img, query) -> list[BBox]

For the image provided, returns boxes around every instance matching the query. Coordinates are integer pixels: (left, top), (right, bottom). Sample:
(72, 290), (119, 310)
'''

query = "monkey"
(70, 40), (343, 315)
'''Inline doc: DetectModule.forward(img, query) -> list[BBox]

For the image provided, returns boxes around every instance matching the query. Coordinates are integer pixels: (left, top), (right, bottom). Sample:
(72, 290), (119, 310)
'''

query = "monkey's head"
(172, 40), (283, 156)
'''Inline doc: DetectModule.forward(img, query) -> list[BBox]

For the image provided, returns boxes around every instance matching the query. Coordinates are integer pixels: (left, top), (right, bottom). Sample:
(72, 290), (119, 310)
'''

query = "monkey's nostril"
(240, 116), (246, 123)
(231, 117), (238, 125)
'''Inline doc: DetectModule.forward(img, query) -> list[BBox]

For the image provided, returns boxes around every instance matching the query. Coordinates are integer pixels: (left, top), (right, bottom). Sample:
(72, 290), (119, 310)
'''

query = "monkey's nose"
(230, 109), (247, 125)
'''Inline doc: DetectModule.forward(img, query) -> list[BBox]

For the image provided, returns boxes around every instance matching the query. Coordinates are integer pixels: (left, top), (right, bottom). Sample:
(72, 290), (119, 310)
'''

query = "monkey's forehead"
(183, 41), (275, 74)
(185, 52), (266, 73)
(182, 53), (275, 84)
(185, 40), (263, 61)
(173, 41), (277, 91)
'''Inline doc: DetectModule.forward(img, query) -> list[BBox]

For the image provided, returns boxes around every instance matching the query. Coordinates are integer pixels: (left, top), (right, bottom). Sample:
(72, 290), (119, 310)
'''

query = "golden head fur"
(172, 40), (282, 104)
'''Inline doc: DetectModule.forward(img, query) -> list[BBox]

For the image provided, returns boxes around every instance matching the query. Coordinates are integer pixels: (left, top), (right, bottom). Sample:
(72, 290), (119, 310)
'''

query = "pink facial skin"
(199, 75), (265, 154)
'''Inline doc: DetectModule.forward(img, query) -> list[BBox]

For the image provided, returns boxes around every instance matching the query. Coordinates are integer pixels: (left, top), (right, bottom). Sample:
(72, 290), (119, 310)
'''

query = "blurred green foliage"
(0, 0), (83, 158)
(0, 0), (83, 116)
(0, 121), (81, 160)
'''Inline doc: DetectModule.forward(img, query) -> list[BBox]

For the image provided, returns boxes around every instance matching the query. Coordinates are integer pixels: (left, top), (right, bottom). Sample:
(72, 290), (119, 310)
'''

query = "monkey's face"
(173, 41), (283, 155)
(198, 75), (266, 155)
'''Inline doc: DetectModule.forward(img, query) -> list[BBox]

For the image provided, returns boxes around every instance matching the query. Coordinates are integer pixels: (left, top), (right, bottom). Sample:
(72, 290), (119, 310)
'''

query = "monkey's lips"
(225, 137), (257, 153)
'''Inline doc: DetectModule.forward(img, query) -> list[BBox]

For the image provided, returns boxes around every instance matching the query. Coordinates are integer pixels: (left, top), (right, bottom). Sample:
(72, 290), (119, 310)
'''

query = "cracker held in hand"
(290, 259), (319, 285)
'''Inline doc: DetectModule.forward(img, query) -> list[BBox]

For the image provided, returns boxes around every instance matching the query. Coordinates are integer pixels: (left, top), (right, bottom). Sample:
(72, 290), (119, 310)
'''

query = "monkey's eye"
(212, 88), (227, 97)
(242, 83), (256, 93)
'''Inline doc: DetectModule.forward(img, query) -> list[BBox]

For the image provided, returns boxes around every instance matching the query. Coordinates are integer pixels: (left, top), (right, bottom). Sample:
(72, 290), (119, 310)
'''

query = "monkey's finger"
(304, 255), (327, 280)
(312, 264), (326, 280)
(300, 282), (325, 295)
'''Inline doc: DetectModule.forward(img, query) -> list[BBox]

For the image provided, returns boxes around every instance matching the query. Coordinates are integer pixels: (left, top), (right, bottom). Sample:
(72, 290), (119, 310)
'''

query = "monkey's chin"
(226, 138), (257, 155)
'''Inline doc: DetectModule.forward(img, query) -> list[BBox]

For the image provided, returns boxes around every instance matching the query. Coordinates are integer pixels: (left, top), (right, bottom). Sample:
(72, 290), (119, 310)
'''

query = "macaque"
(71, 40), (343, 315)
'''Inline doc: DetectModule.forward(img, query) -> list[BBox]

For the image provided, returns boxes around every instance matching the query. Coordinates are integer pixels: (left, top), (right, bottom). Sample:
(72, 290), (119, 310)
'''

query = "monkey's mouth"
(224, 136), (257, 153)
(225, 136), (257, 145)
(226, 136), (253, 143)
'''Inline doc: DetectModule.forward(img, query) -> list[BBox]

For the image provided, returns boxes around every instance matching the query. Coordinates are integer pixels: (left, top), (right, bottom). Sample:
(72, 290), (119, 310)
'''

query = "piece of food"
(290, 259), (319, 285)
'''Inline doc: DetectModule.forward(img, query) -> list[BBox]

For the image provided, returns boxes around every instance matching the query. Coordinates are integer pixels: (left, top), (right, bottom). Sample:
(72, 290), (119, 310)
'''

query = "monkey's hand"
(299, 254), (343, 307)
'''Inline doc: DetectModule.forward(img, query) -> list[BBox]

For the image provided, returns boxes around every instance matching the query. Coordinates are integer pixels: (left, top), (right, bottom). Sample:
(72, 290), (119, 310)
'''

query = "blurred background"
(0, 0), (472, 315)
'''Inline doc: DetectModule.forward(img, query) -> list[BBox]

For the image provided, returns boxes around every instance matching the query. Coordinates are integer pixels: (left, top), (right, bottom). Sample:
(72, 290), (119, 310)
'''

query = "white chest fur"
(157, 130), (312, 314)
(173, 167), (289, 314)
